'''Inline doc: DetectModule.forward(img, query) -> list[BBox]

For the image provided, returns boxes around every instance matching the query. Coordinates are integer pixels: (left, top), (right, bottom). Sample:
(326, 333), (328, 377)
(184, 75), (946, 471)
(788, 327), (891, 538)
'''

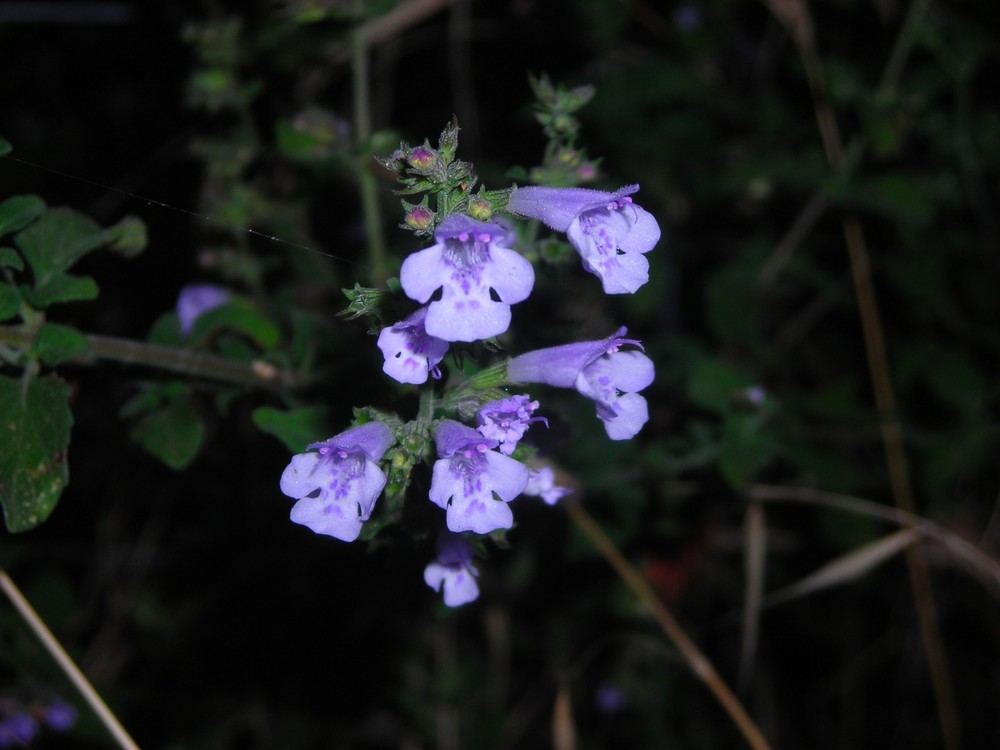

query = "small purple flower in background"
(508, 327), (655, 440)
(476, 394), (545, 455)
(377, 306), (450, 385)
(507, 184), (660, 294)
(595, 683), (628, 713)
(429, 420), (529, 534)
(279, 422), (393, 542)
(523, 467), (572, 505)
(176, 283), (230, 335)
(0, 713), (38, 748)
(423, 533), (480, 606)
(42, 700), (77, 732)
(400, 214), (535, 342)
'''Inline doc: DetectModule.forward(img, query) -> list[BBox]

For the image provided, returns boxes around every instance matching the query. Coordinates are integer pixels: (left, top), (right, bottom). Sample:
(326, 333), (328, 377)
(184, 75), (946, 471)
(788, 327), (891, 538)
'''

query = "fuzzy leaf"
(0, 374), (73, 532)
(33, 322), (91, 365)
(130, 396), (204, 470)
(0, 195), (45, 239)
(252, 406), (332, 453)
(25, 273), (99, 308)
(14, 207), (107, 285)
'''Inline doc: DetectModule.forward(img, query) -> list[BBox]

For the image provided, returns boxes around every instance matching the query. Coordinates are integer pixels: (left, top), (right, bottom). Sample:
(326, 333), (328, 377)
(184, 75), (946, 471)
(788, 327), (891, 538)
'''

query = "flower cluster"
(278, 120), (660, 607)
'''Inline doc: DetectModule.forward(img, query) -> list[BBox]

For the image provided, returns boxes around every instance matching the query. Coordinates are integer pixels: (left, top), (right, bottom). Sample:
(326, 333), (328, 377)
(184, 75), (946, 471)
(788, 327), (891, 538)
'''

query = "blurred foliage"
(1, 1), (1000, 748)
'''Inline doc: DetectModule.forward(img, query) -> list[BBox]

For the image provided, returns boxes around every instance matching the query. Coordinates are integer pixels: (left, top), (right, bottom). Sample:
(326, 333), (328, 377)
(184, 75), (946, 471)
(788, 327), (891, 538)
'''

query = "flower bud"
(407, 145), (437, 172)
(404, 205), (435, 231)
(467, 197), (492, 222)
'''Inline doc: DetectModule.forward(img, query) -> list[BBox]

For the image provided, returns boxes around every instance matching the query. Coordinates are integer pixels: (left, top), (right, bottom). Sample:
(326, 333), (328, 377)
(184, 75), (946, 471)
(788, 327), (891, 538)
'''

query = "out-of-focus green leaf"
(0, 284), (19, 321)
(0, 195), (45, 239)
(24, 273), (98, 308)
(0, 136), (10, 155)
(252, 405), (333, 452)
(32, 322), (91, 366)
(0, 374), (72, 532)
(130, 395), (204, 470)
(687, 356), (750, 415)
(0, 246), (24, 271)
(188, 302), (281, 351)
(718, 412), (776, 488)
(105, 214), (148, 258)
(14, 207), (106, 284)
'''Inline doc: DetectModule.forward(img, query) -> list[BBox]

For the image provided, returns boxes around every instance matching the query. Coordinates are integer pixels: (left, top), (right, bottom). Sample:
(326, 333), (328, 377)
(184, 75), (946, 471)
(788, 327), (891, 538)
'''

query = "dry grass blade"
(749, 484), (1000, 599)
(766, 527), (921, 607)
(552, 687), (577, 750)
(739, 502), (767, 693)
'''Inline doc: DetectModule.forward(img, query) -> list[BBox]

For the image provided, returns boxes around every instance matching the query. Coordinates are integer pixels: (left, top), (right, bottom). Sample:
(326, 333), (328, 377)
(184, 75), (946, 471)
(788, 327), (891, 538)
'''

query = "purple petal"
(176, 284), (230, 334)
(601, 392), (649, 440)
(312, 422), (393, 461)
(377, 307), (449, 385)
(484, 451), (530, 503)
(507, 327), (628, 387)
(508, 185), (640, 231)
(290, 494), (365, 542)
(435, 419), (496, 457)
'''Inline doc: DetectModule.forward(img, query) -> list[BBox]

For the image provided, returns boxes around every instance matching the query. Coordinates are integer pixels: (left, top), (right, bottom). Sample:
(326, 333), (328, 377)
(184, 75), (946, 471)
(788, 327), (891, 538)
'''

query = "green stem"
(352, 12), (387, 284)
(0, 325), (297, 390)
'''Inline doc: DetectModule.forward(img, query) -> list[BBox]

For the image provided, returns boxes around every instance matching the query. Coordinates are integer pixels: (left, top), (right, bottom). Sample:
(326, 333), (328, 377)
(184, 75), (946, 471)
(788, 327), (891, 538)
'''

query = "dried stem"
(765, 1), (963, 746)
(0, 569), (140, 750)
(563, 499), (773, 750)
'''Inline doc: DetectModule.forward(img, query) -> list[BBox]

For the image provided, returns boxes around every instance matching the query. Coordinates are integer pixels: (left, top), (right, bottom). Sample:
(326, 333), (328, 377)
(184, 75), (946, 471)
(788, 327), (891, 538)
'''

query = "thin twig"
(563, 500), (773, 750)
(0, 569), (140, 750)
(0, 325), (297, 390)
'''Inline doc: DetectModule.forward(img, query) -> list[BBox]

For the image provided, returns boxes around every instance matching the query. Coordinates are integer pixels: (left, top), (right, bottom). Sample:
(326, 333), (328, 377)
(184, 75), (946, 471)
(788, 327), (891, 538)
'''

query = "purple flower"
(0, 714), (38, 747)
(423, 534), (480, 606)
(429, 420), (529, 534)
(523, 467), (572, 505)
(476, 394), (545, 455)
(507, 185), (660, 294)
(377, 306), (450, 384)
(279, 422), (393, 542)
(507, 327), (655, 440)
(176, 284), (230, 334)
(42, 700), (77, 732)
(400, 215), (535, 342)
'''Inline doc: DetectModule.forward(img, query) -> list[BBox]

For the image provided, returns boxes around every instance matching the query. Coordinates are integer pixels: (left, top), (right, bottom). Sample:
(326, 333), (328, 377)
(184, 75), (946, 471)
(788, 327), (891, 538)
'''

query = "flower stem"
(0, 569), (140, 750)
(563, 499), (772, 749)
(0, 325), (298, 390)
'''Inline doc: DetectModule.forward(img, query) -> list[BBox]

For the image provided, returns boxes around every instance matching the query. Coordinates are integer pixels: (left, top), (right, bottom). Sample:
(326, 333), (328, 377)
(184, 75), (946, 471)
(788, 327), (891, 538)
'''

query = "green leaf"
(188, 302), (281, 351)
(105, 215), (148, 258)
(0, 284), (20, 321)
(0, 374), (73, 532)
(32, 322), (91, 365)
(130, 396), (204, 470)
(0, 136), (10, 155)
(0, 246), (24, 271)
(687, 356), (750, 415)
(24, 273), (99, 308)
(0, 195), (46, 239)
(252, 405), (332, 452)
(14, 207), (106, 285)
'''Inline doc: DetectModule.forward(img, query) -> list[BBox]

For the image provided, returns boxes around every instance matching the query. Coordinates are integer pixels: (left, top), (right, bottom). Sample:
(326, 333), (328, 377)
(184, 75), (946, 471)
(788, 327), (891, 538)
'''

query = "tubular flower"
(376, 306), (450, 384)
(400, 214), (535, 342)
(279, 422), (393, 542)
(429, 420), (529, 534)
(507, 327), (655, 440)
(507, 184), (660, 294)
(475, 394), (545, 455)
(423, 534), (480, 607)
(523, 467), (572, 506)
